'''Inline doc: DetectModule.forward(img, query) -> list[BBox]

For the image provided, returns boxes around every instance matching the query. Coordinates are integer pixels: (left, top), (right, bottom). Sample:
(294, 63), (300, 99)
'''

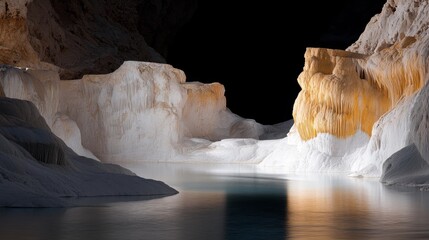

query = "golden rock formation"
(182, 82), (227, 139)
(293, 36), (424, 141)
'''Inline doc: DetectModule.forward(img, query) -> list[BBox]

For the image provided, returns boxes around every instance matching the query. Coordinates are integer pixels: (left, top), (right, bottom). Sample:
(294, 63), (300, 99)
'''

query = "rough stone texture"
(348, 0), (429, 55)
(0, 0), (197, 79)
(0, 0), (57, 70)
(293, 0), (428, 141)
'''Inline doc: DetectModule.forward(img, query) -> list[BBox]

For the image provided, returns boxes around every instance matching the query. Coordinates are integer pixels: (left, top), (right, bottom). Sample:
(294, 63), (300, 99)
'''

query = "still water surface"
(1, 163), (429, 240)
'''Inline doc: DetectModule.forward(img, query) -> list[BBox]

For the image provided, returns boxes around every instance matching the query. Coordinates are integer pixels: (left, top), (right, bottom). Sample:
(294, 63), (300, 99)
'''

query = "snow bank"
(380, 144), (429, 189)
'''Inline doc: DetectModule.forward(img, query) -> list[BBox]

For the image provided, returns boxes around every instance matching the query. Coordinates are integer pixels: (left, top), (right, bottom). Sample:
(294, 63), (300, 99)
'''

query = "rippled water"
(1, 163), (429, 240)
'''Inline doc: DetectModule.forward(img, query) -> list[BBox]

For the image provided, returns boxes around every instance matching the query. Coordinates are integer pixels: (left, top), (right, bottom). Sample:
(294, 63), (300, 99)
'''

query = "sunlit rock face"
(286, 0), (429, 180)
(293, 48), (389, 140)
(0, 0), (197, 79)
(294, 37), (425, 141)
(182, 82), (227, 139)
(182, 82), (264, 140)
(294, 0), (429, 142)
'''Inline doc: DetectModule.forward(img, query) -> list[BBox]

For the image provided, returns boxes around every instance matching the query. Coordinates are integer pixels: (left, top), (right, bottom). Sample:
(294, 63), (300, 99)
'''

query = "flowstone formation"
(282, 0), (429, 185)
(2, 0), (429, 193)
(294, 36), (424, 141)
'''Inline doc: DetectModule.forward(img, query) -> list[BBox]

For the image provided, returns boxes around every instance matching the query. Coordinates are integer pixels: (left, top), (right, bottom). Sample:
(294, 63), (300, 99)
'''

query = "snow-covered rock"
(0, 97), (177, 207)
(380, 144), (429, 188)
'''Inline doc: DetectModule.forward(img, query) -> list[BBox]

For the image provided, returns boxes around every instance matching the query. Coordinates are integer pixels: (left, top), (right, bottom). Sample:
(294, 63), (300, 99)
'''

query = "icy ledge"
(0, 98), (177, 207)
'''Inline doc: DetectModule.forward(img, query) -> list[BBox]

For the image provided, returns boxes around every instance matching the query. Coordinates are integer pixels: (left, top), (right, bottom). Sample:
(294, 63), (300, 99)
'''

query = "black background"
(168, 0), (385, 124)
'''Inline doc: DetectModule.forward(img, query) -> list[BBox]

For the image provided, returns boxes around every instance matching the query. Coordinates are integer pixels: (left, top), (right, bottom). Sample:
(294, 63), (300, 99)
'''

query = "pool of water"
(1, 163), (429, 240)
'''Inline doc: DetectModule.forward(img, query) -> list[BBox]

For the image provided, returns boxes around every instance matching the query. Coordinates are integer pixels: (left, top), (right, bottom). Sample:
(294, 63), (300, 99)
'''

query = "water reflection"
(287, 176), (374, 240)
(127, 163), (289, 239)
(225, 188), (287, 239)
(0, 163), (429, 240)
(285, 175), (429, 239)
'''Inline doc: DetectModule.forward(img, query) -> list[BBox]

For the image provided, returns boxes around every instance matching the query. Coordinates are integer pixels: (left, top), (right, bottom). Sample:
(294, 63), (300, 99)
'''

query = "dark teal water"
(1, 163), (429, 240)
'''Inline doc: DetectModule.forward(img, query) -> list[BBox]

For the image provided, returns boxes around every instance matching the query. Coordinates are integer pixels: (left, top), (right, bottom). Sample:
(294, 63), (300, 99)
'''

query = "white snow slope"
(0, 97), (177, 207)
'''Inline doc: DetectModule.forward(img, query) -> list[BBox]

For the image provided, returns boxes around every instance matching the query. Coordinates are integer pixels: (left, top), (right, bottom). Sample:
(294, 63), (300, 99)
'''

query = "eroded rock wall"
(0, 0), (197, 79)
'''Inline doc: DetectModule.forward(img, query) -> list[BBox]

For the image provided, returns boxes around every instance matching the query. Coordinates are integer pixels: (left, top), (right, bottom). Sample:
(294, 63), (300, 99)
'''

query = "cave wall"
(0, 0), (197, 79)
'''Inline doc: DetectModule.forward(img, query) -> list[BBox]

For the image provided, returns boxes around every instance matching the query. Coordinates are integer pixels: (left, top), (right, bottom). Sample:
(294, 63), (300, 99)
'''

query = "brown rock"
(0, 0), (197, 79)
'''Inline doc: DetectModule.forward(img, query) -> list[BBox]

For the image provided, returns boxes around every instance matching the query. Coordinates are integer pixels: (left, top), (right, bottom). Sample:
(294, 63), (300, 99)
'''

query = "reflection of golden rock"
(293, 36), (424, 141)
(287, 181), (372, 240)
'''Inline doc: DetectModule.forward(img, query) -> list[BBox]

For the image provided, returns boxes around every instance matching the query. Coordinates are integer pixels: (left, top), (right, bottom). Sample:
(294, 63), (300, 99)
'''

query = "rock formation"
(284, 0), (429, 185)
(0, 0), (201, 206)
(0, 0), (197, 79)
(0, 66), (97, 159)
(293, 0), (429, 141)
(0, 97), (177, 207)
(58, 61), (267, 162)
(293, 36), (424, 140)
(2, 0), (429, 198)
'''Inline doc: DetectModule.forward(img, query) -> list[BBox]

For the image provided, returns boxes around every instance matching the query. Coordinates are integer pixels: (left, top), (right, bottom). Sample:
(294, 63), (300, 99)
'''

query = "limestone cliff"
(58, 61), (264, 162)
